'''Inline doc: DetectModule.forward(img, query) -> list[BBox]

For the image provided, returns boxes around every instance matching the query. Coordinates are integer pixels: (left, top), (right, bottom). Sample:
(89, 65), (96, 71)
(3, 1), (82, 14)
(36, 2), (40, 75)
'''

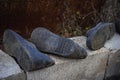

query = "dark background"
(0, 0), (104, 39)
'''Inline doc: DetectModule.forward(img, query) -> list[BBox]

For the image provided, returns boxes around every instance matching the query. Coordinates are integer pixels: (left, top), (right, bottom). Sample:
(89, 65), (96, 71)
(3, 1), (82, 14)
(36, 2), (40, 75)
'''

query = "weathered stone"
(3, 29), (54, 71)
(105, 50), (120, 80)
(0, 50), (26, 80)
(27, 36), (110, 80)
(86, 22), (115, 50)
(50, 36), (110, 63)
(104, 33), (120, 50)
(30, 27), (87, 59)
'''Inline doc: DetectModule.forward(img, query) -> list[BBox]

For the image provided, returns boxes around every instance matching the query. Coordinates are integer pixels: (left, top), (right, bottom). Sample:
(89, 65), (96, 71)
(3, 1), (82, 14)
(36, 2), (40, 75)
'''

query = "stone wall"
(100, 0), (119, 22)
(1, 33), (120, 80)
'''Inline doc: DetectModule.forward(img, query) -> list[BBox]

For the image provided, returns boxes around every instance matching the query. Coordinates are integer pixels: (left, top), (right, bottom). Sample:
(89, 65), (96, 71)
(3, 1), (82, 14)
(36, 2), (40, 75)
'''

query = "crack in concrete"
(103, 52), (111, 80)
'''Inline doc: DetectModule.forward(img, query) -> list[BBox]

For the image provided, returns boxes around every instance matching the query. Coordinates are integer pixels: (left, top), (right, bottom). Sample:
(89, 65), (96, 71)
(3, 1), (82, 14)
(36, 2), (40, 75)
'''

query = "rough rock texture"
(30, 27), (87, 59)
(105, 50), (120, 80)
(3, 29), (54, 71)
(86, 22), (115, 50)
(104, 33), (120, 50)
(27, 36), (110, 80)
(70, 36), (109, 56)
(0, 50), (26, 80)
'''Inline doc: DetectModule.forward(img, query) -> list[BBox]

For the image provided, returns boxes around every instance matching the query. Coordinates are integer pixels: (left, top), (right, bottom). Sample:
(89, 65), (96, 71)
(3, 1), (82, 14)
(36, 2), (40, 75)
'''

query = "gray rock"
(70, 36), (110, 56)
(0, 50), (26, 80)
(30, 27), (87, 59)
(86, 23), (103, 37)
(86, 22), (115, 50)
(105, 50), (120, 80)
(3, 29), (54, 71)
(104, 33), (120, 50)
(27, 36), (110, 80)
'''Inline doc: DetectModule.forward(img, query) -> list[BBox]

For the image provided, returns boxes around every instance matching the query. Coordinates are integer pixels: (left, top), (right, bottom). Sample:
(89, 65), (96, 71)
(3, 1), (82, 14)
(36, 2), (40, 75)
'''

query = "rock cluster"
(3, 29), (54, 71)
(1, 21), (120, 80)
(1, 33), (120, 80)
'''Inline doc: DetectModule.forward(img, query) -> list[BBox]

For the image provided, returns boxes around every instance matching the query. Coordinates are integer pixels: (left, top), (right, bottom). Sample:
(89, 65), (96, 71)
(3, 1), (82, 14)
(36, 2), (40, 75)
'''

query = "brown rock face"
(0, 0), (103, 38)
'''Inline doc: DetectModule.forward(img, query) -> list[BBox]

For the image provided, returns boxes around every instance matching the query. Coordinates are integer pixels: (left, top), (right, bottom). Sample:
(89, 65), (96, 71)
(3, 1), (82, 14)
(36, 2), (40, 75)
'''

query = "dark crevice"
(103, 52), (111, 80)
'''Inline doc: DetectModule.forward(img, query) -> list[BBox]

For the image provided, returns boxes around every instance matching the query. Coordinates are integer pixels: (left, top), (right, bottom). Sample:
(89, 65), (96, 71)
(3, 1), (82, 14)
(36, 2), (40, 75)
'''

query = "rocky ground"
(0, 33), (120, 80)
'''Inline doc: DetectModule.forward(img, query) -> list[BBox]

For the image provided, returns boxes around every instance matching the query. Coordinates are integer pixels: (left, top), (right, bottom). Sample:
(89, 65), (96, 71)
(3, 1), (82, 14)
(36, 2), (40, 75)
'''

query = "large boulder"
(27, 36), (110, 80)
(0, 50), (26, 80)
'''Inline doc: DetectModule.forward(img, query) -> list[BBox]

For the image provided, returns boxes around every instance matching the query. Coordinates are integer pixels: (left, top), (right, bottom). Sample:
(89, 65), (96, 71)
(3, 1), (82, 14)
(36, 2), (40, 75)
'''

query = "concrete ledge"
(27, 52), (109, 80)
(27, 36), (110, 80)
(71, 36), (110, 56)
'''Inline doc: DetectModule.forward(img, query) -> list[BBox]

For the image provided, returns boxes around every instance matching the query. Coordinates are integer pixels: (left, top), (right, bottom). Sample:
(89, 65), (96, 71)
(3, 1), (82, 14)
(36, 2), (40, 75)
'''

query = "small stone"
(30, 27), (87, 59)
(86, 22), (115, 50)
(0, 50), (26, 80)
(3, 29), (55, 71)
